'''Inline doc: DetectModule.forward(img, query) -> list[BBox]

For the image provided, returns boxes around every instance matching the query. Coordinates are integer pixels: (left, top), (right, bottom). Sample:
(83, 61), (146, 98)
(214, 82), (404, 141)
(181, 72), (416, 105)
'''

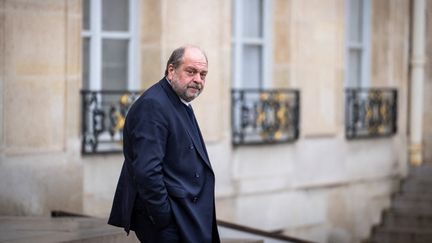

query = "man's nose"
(193, 73), (203, 83)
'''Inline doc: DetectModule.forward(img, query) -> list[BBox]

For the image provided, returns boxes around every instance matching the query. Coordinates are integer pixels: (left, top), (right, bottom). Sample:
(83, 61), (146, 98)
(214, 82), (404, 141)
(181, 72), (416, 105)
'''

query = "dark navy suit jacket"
(108, 78), (220, 242)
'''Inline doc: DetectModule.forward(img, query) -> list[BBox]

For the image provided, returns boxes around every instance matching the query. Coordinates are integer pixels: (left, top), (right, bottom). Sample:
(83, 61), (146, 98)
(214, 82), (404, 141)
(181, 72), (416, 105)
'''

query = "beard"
(170, 77), (203, 102)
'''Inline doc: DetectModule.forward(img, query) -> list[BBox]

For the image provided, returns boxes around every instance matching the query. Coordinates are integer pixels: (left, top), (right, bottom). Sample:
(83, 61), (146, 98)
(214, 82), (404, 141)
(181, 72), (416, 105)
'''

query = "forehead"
(181, 48), (208, 70)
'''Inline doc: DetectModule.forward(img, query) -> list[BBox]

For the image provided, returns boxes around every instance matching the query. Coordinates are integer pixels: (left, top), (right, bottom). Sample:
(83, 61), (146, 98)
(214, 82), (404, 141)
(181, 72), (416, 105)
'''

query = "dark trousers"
(134, 221), (181, 243)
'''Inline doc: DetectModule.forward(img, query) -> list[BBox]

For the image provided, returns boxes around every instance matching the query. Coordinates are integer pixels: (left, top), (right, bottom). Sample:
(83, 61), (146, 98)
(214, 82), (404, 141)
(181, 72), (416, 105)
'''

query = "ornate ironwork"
(81, 90), (141, 154)
(345, 88), (397, 139)
(231, 89), (300, 145)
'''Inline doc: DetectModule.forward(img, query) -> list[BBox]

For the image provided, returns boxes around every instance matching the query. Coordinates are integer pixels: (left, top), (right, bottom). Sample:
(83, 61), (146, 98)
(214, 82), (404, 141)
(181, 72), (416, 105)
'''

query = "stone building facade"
(0, 0), (430, 242)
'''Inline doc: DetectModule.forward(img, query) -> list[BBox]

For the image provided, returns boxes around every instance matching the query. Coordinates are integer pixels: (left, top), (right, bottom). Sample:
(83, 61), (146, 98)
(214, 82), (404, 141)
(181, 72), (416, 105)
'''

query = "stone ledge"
(0, 216), (138, 243)
(0, 216), (266, 243)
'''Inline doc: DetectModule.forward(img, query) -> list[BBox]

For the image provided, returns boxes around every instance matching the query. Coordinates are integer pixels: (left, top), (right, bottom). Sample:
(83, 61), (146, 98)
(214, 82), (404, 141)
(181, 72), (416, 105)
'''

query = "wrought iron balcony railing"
(231, 89), (300, 145)
(345, 88), (397, 139)
(81, 90), (142, 154)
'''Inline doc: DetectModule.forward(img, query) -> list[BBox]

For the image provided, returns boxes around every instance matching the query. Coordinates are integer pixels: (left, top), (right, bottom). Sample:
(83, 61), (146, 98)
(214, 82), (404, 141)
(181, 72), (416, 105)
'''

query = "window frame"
(81, 0), (140, 91)
(345, 0), (371, 88)
(232, 0), (273, 89)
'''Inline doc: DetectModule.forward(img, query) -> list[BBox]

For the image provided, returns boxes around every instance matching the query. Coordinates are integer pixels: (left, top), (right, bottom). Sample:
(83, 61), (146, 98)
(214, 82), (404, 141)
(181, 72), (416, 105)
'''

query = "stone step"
(371, 227), (432, 243)
(222, 239), (264, 243)
(392, 192), (432, 202)
(391, 195), (432, 215)
(404, 174), (432, 182)
(400, 178), (432, 194)
(381, 210), (432, 229)
(0, 216), (266, 243)
(0, 216), (140, 243)
(407, 165), (432, 181)
(389, 206), (432, 217)
(366, 164), (432, 242)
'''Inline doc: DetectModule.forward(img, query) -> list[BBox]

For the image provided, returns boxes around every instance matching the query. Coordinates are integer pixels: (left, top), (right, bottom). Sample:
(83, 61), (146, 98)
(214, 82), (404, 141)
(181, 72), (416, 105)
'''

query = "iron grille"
(81, 90), (141, 154)
(345, 88), (397, 139)
(231, 89), (300, 145)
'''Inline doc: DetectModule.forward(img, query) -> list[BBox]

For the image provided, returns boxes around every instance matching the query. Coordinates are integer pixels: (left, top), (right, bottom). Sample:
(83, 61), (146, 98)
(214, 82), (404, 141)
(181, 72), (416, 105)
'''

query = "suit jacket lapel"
(159, 79), (212, 169)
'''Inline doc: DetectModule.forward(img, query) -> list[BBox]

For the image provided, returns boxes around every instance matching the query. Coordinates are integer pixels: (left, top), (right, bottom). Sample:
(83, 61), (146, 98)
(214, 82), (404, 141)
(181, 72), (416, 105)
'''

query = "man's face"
(167, 48), (208, 102)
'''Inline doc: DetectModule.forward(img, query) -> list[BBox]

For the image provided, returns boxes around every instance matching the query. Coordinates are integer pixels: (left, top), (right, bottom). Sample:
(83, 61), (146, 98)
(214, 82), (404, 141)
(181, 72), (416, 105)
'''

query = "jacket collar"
(159, 78), (212, 168)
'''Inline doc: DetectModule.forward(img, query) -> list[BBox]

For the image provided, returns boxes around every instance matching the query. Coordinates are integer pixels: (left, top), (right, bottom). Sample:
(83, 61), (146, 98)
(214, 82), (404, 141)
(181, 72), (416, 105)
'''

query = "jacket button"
(189, 145), (194, 149)
(192, 197), (198, 203)
(194, 172), (200, 178)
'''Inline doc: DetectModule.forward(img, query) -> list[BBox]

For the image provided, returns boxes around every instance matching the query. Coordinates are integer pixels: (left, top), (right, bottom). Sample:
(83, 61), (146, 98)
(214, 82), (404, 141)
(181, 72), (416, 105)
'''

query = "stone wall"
(371, 0), (410, 160)
(0, 0), (83, 216)
(291, 0), (344, 137)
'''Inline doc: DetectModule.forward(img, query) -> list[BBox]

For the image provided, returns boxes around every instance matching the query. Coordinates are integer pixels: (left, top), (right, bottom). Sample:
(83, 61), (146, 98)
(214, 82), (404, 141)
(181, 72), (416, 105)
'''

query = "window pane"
(102, 0), (129, 31)
(348, 0), (363, 42)
(102, 39), (128, 90)
(242, 45), (262, 89)
(82, 37), (90, 89)
(348, 49), (362, 87)
(83, 0), (90, 30)
(242, 0), (263, 38)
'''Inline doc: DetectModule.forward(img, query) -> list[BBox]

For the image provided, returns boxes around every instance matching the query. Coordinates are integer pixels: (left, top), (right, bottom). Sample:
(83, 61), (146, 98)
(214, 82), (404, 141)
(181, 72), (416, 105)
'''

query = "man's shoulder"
(142, 79), (165, 97)
(128, 79), (168, 113)
(135, 79), (164, 100)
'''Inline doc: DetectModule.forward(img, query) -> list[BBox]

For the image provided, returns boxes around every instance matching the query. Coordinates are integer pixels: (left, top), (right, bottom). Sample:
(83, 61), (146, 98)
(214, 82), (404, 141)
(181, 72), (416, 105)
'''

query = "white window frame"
(82, 0), (140, 91)
(345, 0), (371, 88)
(232, 0), (273, 89)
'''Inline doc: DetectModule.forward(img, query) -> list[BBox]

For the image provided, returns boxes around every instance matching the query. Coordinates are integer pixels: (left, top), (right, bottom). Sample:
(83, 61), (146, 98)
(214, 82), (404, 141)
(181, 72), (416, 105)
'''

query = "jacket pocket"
(166, 185), (187, 198)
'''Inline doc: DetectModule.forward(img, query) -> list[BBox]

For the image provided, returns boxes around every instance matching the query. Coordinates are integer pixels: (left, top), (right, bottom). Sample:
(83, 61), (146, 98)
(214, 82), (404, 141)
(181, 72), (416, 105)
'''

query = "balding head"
(164, 45), (208, 76)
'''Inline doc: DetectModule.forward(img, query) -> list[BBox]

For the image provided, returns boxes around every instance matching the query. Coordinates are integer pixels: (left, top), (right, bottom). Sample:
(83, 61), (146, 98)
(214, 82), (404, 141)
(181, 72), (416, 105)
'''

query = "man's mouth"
(188, 86), (201, 91)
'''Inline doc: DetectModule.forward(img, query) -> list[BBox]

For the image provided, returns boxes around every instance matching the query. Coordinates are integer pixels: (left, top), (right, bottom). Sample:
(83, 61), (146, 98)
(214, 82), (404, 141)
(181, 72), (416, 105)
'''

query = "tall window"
(232, 0), (272, 89)
(346, 0), (371, 87)
(82, 0), (140, 91)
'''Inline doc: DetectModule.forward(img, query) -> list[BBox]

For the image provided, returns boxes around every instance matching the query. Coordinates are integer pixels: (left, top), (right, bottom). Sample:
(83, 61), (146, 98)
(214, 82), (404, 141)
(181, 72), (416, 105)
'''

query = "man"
(108, 45), (220, 243)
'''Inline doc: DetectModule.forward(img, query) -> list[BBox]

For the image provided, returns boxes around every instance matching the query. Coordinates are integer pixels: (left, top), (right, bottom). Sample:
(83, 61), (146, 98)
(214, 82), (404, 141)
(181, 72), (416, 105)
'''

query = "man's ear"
(167, 64), (175, 80)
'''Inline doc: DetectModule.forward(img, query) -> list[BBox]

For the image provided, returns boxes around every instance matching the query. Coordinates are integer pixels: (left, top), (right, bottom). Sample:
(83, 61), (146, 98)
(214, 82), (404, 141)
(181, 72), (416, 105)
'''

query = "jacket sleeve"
(127, 98), (172, 229)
